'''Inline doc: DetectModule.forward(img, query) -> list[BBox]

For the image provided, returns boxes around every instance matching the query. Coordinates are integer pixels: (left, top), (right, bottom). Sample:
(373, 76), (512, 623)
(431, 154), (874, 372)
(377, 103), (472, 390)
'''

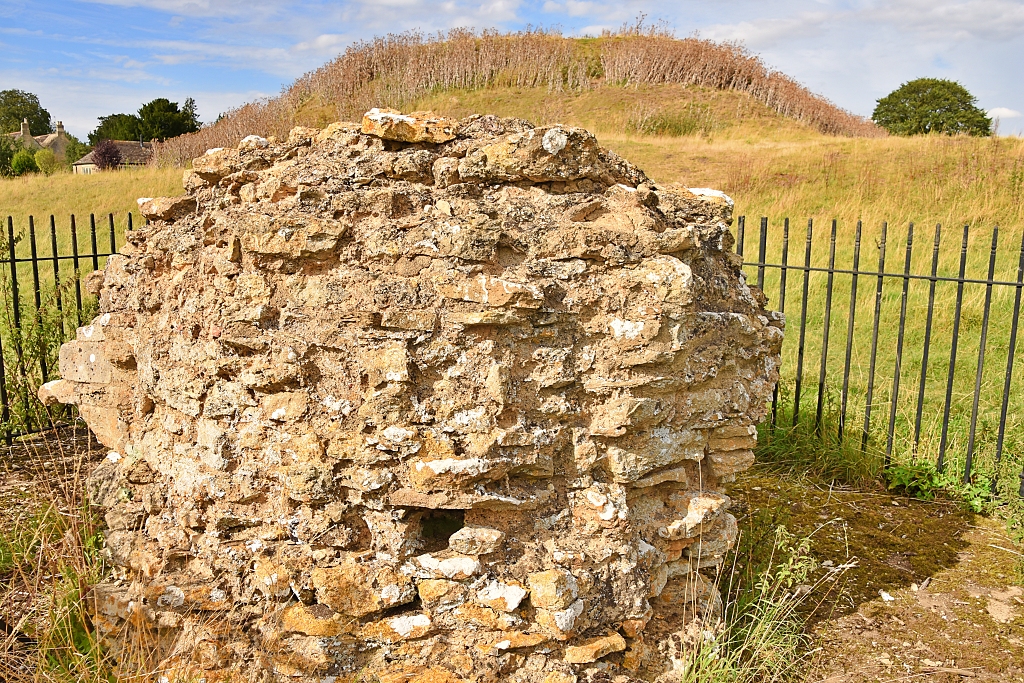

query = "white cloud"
(864, 0), (1024, 42)
(79, 0), (274, 18)
(293, 34), (349, 54)
(702, 13), (832, 49)
(989, 107), (1022, 119)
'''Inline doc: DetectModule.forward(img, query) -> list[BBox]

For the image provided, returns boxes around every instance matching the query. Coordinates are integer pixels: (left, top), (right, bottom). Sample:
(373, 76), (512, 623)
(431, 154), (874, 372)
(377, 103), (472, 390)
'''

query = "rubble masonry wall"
(43, 110), (782, 683)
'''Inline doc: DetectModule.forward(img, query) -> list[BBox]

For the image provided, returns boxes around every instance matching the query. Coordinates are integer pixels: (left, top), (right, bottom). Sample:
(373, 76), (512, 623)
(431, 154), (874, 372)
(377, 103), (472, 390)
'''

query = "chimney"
(20, 118), (30, 138)
(56, 121), (65, 136)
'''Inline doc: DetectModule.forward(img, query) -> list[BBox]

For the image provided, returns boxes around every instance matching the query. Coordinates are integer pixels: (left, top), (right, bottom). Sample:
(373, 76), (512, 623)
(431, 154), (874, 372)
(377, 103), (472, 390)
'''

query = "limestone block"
(279, 603), (350, 637)
(262, 391), (308, 422)
(707, 449), (756, 478)
(311, 558), (415, 617)
(448, 526), (505, 555)
(362, 613), (433, 642)
(605, 428), (704, 483)
(563, 631), (626, 664)
(138, 196), (198, 222)
(58, 341), (112, 384)
(476, 580), (528, 612)
(191, 147), (240, 181)
(535, 599), (585, 639)
(362, 109), (456, 144)
(528, 569), (578, 610)
(38, 379), (77, 406)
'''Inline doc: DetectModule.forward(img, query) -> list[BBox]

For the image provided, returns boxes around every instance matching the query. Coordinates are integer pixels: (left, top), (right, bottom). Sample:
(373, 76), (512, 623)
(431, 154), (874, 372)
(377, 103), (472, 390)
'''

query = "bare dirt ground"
(2, 429), (1022, 681)
(729, 472), (1024, 682)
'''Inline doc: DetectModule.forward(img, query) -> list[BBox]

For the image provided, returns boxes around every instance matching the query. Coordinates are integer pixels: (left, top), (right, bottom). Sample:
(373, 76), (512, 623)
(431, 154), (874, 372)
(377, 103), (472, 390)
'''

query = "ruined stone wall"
(43, 110), (782, 682)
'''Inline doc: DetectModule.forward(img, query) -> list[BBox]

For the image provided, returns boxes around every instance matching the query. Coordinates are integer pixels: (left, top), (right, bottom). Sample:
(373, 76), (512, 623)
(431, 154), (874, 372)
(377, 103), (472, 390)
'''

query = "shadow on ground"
(729, 466), (1024, 682)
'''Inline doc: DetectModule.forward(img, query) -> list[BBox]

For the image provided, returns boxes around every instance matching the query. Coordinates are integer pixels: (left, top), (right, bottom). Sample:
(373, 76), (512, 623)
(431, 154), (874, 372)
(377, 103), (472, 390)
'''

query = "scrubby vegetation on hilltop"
(153, 27), (882, 166)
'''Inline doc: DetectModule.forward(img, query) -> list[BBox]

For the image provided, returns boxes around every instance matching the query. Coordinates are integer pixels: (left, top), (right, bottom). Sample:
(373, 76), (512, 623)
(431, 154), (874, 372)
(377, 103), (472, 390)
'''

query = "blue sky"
(2, 0), (1023, 138)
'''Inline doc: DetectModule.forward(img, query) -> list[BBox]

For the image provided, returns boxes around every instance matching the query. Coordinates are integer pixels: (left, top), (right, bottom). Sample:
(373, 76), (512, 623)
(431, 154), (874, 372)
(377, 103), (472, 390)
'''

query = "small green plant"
(884, 461), (948, 500)
(956, 471), (995, 514)
(883, 461), (994, 512)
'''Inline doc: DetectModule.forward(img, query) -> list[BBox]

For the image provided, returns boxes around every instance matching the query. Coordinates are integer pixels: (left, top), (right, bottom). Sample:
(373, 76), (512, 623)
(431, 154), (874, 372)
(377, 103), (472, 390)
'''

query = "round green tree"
(10, 148), (38, 175)
(872, 78), (991, 136)
(34, 148), (59, 175)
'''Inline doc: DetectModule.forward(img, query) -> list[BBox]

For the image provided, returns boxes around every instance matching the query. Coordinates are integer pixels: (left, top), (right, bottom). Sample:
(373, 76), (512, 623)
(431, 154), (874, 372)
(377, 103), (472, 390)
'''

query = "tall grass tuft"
(627, 101), (720, 138)
(755, 388), (879, 488)
(0, 429), (120, 682)
(667, 524), (848, 682)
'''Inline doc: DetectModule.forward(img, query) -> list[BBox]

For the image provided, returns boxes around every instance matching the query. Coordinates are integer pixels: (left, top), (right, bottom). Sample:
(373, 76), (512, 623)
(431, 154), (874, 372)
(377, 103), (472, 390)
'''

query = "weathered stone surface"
(362, 108), (457, 143)
(137, 195), (197, 221)
(563, 631), (627, 664)
(448, 526), (505, 555)
(49, 109), (782, 682)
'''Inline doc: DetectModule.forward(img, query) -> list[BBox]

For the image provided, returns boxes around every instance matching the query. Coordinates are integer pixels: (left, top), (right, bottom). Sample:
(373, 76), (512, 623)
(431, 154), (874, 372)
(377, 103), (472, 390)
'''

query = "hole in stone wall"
(417, 510), (465, 553)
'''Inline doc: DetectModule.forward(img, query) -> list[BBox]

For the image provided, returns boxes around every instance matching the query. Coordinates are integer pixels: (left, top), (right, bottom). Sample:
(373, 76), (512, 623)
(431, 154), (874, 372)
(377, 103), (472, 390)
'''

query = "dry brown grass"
(153, 27), (881, 166)
(0, 428), (116, 681)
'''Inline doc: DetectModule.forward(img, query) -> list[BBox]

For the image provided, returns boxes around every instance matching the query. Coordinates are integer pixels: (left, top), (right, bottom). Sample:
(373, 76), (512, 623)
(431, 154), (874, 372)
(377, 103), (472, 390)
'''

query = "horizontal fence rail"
(0, 213), (131, 443)
(735, 216), (1024, 499)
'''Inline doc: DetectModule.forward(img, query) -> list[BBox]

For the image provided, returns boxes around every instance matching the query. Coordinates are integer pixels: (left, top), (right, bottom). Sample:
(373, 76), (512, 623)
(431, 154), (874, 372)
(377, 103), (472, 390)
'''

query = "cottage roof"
(73, 140), (154, 167)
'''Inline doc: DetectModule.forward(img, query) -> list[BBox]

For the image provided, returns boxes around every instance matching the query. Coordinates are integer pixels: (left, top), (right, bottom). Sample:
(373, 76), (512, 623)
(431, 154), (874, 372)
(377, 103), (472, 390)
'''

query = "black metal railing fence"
(735, 215), (1024, 496)
(0, 213), (130, 442)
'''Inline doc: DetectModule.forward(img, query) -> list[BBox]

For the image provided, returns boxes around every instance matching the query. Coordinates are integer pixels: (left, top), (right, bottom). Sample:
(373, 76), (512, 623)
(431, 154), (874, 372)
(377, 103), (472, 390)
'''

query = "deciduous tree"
(11, 148), (39, 175)
(34, 148), (59, 175)
(93, 140), (122, 170)
(0, 135), (15, 176)
(872, 78), (991, 136)
(0, 90), (53, 135)
(89, 97), (201, 144)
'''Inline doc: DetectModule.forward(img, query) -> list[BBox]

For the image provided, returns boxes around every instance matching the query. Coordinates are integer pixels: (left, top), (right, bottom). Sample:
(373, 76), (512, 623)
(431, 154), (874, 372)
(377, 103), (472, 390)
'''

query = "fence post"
(996, 232), (1024, 491)
(71, 215), (83, 327)
(886, 224), (914, 464)
(815, 220), (837, 435)
(90, 213), (99, 272)
(7, 216), (33, 434)
(914, 225), (942, 452)
(792, 219), (813, 425)
(861, 222), (888, 452)
(772, 218), (790, 430)
(839, 221), (863, 443)
(50, 216), (65, 342)
(108, 213), (117, 253)
(938, 226), (970, 473)
(28, 217), (47, 393)
(757, 217), (767, 290)
(964, 227), (999, 483)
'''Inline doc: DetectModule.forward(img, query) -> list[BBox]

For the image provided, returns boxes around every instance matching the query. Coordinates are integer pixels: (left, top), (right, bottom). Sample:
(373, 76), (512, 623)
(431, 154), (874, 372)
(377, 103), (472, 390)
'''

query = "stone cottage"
(72, 140), (154, 174)
(6, 118), (70, 160)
